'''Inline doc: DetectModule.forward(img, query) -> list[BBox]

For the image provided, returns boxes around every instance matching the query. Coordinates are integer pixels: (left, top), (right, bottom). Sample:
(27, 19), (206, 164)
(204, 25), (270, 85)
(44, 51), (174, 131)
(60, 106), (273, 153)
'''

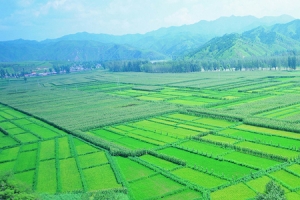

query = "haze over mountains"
(0, 15), (299, 62)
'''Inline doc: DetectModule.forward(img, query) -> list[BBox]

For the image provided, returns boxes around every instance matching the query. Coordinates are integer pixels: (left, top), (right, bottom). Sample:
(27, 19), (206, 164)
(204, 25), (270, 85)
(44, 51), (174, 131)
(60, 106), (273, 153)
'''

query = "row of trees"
(103, 56), (298, 73)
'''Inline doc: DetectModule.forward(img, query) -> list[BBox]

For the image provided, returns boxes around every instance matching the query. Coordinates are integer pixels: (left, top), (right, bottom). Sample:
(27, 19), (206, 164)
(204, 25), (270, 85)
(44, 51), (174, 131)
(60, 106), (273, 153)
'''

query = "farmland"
(1, 70), (300, 199)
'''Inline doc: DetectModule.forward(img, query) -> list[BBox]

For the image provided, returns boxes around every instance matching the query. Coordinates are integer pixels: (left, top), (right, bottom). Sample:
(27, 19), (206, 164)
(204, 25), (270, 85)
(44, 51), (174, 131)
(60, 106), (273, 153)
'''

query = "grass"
(58, 137), (72, 159)
(15, 150), (37, 172)
(129, 174), (184, 199)
(92, 129), (124, 141)
(236, 141), (300, 159)
(201, 134), (239, 144)
(83, 165), (121, 191)
(179, 140), (230, 156)
(223, 151), (280, 169)
(0, 161), (15, 175)
(245, 175), (289, 194)
(219, 128), (300, 149)
(270, 170), (300, 189)
(0, 146), (20, 162)
(131, 129), (177, 143)
(60, 158), (83, 192)
(162, 189), (202, 200)
(0, 136), (19, 148)
(21, 143), (38, 152)
(139, 154), (178, 170)
(14, 170), (35, 188)
(172, 167), (228, 189)
(36, 159), (57, 194)
(6, 127), (25, 135)
(40, 139), (56, 160)
(23, 124), (59, 139)
(113, 137), (156, 150)
(115, 157), (155, 182)
(78, 151), (108, 169)
(0, 121), (17, 129)
(210, 183), (256, 200)
(287, 164), (300, 175)
(159, 147), (255, 179)
(195, 117), (236, 128)
(235, 124), (300, 140)
(73, 138), (99, 155)
(14, 133), (40, 143)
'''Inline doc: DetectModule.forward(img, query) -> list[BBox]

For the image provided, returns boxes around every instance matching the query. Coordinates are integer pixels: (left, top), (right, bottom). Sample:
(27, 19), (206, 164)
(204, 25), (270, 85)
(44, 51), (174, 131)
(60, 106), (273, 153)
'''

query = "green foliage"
(0, 173), (37, 200)
(256, 180), (286, 200)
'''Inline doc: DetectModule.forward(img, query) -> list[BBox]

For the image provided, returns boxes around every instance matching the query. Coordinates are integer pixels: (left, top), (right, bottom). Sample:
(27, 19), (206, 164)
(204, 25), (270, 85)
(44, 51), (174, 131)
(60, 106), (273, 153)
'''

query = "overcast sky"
(1, 0), (300, 41)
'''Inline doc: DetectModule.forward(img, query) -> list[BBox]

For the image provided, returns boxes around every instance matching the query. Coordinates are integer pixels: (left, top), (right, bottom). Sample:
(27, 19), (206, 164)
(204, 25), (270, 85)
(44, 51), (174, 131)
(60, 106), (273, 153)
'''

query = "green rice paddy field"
(1, 70), (300, 199)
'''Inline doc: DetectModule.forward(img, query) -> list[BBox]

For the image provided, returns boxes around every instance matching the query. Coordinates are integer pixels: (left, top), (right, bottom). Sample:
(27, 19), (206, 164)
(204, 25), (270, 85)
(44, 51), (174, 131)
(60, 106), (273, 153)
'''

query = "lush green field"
(1, 70), (300, 199)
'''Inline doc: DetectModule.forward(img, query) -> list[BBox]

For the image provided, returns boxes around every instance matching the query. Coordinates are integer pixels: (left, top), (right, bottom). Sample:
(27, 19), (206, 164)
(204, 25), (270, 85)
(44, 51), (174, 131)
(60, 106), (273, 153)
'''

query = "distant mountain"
(186, 19), (300, 60)
(0, 15), (296, 62)
(0, 40), (165, 62)
(42, 15), (295, 56)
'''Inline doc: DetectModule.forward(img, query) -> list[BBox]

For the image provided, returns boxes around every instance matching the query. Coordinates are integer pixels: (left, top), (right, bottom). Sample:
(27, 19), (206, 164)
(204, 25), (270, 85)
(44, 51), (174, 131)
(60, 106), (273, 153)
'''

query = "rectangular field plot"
(210, 183), (256, 200)
(236, 141), (300, 159)
(0, 121), (17, 129)
(6, 127), (25, 135)
(257, 106), (300, 119)
(129, 174), (184, 200)
(270, 170), (300, 189)
(223, 152), (280, 169)
(179, 140), (231, 156)
(287, 164), (300, 175)
(219, 128), (300, 149)
(14, 170), (35, 188)
(23, 124), (59, 139)
(15, 150), (37, 172)
(83, 165), (121, 191)
(194, 118), (236, 128)
(58, 137), (72, 159)
(201, 134), (239, 144)
(167, 113), (200, 121)
(158, 147), (255, 179)
(0, 112), (15, 119)
(12, 118), (32, 126)
(162, 189), (202, 200)
(36, 159), (57, 194)
(114, 137), (156, 150)
(139, 154), (178, 170)
(2, 109), (26, 118)
(245, 175), (289, 194)
(14, 133), (40, 143)
(167, 97), (219, 106)
(0, 146), (20, 162)
(132, 120), (200, 139)
(0, 136), (18, 148)
(0, 161), (15, 175)
(131, 129), (177, 143)
(91, 129), (124, 140)
(21, 143), (38, 152)
(59, 158), (83, 192)
(78, 151), (108, 169)
(286, 192), (300, 200)
(115, 157), (155, 182)
(73, 138), (99, 155)
(127, 133), (165, 146)
(40, 139), (55, 160)
(235, 124), (300, 140)
(172, 168), (228, 189)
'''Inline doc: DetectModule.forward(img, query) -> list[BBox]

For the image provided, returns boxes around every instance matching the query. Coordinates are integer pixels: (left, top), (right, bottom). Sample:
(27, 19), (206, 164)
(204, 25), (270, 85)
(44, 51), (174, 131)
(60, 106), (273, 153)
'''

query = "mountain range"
(0, 15), (299, 62)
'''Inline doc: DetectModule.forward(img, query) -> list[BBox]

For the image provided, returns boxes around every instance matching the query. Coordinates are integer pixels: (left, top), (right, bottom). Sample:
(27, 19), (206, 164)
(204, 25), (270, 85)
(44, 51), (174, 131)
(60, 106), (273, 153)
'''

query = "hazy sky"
(1, 0), (300, 41)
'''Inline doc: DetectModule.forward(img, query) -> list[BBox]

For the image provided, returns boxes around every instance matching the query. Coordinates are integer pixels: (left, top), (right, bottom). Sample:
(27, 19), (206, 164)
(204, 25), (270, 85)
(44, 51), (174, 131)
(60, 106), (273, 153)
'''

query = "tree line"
(103, 56), (298, 73)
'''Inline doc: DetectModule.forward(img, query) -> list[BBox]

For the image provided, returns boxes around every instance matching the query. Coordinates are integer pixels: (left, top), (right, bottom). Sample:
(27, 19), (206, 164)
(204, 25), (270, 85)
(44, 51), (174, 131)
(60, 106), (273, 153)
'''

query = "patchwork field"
(1, 70), (300, 199)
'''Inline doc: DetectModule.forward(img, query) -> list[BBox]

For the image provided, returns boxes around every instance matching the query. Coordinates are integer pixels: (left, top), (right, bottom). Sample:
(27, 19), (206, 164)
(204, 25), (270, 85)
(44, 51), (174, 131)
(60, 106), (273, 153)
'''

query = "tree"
(256, 180), (286, 200)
